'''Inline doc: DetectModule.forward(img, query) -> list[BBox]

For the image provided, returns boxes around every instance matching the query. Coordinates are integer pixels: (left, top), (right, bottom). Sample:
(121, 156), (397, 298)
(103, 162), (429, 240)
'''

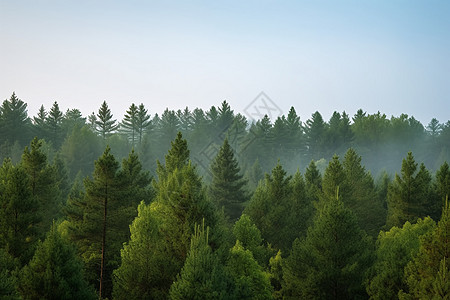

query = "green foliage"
(386, 152), (436, 228)
(225, 241), (273, 299)
(399, 201), (450, 299)
(95, 101), (119, 139)
(367, 217), (436, 299)
(210, 138), (249, 221)
(0, 159), (39, 264)
(169, 222), (229, 300)
(0, 92), (31, 146)
(18, 223), (95, 300)
(283, 193), (373, 299)
(113, 202), (177, 300)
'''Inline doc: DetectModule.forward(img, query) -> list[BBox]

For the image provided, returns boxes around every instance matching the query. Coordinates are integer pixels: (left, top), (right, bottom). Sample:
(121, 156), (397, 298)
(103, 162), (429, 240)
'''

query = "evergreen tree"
(33, 104), (48, 140)
(225, 241), (273, 299)
(46, 101), (64, 147)
(367, 217), (435, 299)
(0, 159), (39, 264)
(304, 160), (322, 205)
(209, 138), (248, 221)
(18, 223), (95, 300)
(304, 111), (326, 160)
(283, 190), (373, 299)
(343, 148), (386, 236)
(113, 202), (177, 300)
(61, 108), (86, 136)
(95, 101), (118, 139)
(136, 103), (152, 145)
(386, 152), (435, 228)
(121, 103), (139, 147)
(232, 214), (269, 266)
(21, 138), (60, 240)
(169, 223), (229, 300)
(436, 161), (450, 205)
(244, 163), (293, 252)
(399, 201), (450, 299)
(0, 92), (31, 146)
(0, 247), (19, 299)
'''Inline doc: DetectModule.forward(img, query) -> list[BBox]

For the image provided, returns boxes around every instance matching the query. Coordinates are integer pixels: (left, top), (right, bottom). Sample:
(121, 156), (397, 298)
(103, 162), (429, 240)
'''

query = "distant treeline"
(0, 92), (449, 181)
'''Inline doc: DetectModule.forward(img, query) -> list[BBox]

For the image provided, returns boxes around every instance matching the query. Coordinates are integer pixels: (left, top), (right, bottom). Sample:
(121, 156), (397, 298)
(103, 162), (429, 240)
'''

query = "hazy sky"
(1, 0), (449, 125)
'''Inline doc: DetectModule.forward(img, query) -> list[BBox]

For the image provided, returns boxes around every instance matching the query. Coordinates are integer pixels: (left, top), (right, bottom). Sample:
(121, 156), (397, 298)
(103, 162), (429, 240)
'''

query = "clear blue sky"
(1, 0), (449, 125)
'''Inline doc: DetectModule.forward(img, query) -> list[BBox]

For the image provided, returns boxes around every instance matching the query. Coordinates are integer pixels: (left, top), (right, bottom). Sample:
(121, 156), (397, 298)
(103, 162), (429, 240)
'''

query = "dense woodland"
(0, 92), (449, 299)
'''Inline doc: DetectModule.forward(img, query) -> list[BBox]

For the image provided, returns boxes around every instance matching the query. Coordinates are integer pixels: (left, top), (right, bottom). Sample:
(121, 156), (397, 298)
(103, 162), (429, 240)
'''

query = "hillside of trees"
(0, 92), (449, 299)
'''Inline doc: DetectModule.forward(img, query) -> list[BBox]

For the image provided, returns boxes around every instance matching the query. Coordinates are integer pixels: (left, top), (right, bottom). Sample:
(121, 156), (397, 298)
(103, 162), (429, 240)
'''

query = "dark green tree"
(46, 101), (64, 147)
(18, 223), (95, 300)
(169, 223), (229, 300)
(304, 111), (326, 160)
(121, 103), (139, 147)
(283, 190), (373, 299)
(0, 92), (31, 146)
(209, 138), (248, 221)
(136, 103), (152, 146)
(95, 101), (118, 139)
(386, 152), (435, 228)
(436, 161), (450, 205)
(0, 159), (39, 264)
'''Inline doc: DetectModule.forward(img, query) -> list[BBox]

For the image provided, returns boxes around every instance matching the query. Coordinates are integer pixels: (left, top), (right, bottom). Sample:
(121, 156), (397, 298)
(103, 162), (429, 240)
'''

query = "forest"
(0, 92), (449, 299)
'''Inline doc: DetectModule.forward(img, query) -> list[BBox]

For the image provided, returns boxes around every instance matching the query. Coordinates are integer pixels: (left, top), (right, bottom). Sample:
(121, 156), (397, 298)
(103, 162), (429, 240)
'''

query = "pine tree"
(304, 111), (326, 160)
(95, 101), (118, 139)
(436, 161), (450, 205)
(367, 217), (435, 299)
(0, 159), (39, 264)
(169, 222), (228, 299)
(0, 92), (31, 146)
(209, 138), (248, 221)
(33, 104), (48, 140)
(225, 241), (273, 299)
(136, 103), (152, 145)
(113, 202), (176, 300)
(18, 223), (95, 300)
(121, 103), (139, 147)
(283, 190), (373, 299)
(21, 137), (60, 240)
(399, 200), (450, 299)
(343, 148), (386, 236)
(46, 101), (64, 147)
(386, 152), (435, 228)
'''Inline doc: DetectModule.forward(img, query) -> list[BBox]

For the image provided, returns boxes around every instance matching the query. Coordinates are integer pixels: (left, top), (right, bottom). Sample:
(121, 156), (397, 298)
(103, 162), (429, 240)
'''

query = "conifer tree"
(399, 200), (450, 299)
(283, 190), (373, 299)
(21, 137), (60, 240)
(46, 101), (64, 147)
(169, 222), (228, 299)
(113, 202), (176, 300)
(18, 223), (95, 300)
(33, 104), (48, 139)
(0, 92), (31, 146)
(225, 241), (273, 299)
(121, 103), (139, 147)
(95, 101), (118, 139)
(137, 103), (152, 145)
(209, 138), (248, 221)
(367, 217), (435, 299)
(386, 152), (435, 228)
(0, 159), (39, 264)
(436, 161), (450, 205)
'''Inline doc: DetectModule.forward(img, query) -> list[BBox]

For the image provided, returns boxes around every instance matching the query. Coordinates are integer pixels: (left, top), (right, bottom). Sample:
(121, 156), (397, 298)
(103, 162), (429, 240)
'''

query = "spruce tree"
(18, 223), (95, 300)
(169, 223), (228, 299)
(95, 101), (118, 139)
(46, 101), (64, 147)
(0, 159), (39, 264)
(399, 200), (450, 299)
(121, 103), (139, 147)
(0, 92), (31, 146)
(283, 190), (373, 299)
(209, 138), (248, 221)
(137, 103), (152, 145)
(386, 152), (434, 228)
(367, 217), (435, 299)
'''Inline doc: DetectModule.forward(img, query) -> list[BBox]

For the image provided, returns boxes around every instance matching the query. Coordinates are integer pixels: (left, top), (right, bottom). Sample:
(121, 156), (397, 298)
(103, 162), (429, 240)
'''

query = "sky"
(1, 0), (449, 125)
